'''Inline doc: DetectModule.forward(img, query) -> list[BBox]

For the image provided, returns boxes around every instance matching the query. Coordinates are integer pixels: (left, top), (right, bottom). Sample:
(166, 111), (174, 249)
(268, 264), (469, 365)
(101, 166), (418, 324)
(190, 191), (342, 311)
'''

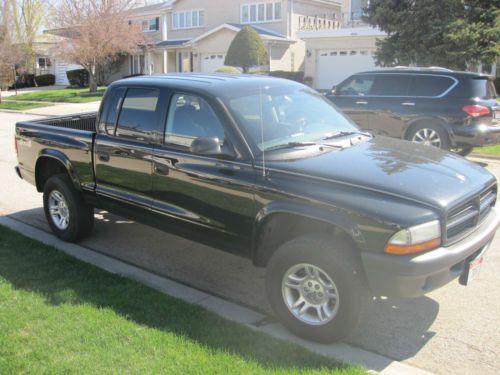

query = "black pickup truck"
(15, 74), (500, 343)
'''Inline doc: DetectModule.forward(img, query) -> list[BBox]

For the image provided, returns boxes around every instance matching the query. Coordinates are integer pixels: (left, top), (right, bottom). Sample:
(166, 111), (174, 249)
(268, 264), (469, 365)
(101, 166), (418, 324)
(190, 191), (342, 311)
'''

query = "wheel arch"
(35, 150), (81, 192)
(251, 202), (366, 267)
(403, 116), (453, 144)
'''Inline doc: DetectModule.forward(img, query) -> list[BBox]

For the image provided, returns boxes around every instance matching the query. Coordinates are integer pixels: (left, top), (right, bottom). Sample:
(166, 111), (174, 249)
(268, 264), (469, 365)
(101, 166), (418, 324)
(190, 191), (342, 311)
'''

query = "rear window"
(369, 74), (412, 96)
(410, 75), (455, 97)
(469, 78), (497, 99)
(115, 88), (160, 141)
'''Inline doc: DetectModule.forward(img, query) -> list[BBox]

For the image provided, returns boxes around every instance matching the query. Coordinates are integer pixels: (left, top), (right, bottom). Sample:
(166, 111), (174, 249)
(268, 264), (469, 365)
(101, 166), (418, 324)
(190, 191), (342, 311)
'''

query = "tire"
(265, 235), (366, 343)
(43, 174), (94, 242)
(407, 123), (451, 150)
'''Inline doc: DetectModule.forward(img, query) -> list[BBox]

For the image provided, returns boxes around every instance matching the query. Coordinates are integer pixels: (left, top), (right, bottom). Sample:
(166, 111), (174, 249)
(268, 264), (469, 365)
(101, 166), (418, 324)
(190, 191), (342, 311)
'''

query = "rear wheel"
(407, 123), (450, 150)
(43, 174), (94, 242)
(265, 235), (366, 343)
(452, 146), (474, 157)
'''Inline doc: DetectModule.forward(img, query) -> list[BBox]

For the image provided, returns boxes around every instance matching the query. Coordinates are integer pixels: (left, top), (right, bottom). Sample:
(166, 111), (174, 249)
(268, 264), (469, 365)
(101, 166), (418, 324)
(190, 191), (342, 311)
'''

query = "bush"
(494, 77), (500, 95)
(35, 74), (55, 86)
(225, 26), (268, 73)
(269, 70), (305, 83)
(215, 66), (241, 74)
(66, 69), (89, 87)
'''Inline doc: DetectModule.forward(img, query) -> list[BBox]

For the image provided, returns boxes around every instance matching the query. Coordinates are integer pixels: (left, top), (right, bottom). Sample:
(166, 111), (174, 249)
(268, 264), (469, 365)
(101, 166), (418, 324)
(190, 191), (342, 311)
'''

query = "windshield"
(225, 86), (359, 151)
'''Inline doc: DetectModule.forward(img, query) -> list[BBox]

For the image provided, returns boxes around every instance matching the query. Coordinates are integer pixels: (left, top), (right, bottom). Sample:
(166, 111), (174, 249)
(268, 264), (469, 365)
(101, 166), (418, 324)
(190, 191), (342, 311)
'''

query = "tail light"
(14, 137), (19, 156)
(463, 105), (490, 117)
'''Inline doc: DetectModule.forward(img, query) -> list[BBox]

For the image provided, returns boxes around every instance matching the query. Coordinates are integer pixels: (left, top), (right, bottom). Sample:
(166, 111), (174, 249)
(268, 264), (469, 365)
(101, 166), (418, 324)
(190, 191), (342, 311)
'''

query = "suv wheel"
(43, 174), (94, 242)
(265, 235), (366, 343)
(408, 124), (450, 150)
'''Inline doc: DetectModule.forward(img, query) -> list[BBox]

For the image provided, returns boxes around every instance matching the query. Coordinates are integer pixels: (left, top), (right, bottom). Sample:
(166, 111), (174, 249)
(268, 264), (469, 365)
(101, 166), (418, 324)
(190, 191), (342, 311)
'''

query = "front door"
(150, 92), (256, 253)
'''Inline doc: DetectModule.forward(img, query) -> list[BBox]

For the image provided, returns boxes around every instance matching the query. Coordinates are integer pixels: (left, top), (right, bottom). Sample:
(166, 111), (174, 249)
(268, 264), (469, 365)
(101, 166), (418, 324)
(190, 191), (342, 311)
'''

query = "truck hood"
(265, 136), (495, 210)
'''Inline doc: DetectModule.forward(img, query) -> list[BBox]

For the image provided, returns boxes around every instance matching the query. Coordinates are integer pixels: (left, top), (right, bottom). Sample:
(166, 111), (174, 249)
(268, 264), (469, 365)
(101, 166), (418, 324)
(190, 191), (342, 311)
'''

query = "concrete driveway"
(1, 109), (499, 374)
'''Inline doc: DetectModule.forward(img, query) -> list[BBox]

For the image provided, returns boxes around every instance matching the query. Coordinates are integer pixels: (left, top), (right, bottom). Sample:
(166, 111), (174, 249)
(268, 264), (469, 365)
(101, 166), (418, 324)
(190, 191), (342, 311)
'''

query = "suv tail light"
(463, 105), (491, 117)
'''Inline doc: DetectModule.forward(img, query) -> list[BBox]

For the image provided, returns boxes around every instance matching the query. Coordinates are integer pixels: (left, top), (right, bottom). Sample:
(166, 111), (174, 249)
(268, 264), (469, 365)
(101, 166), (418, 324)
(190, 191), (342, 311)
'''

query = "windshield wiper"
(264, 141), (317, 151)
(322, 131), (371, 140)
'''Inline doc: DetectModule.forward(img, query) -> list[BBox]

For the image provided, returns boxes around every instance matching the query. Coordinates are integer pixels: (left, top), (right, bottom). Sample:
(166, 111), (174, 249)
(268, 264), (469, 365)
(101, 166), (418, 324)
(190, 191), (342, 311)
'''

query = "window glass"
(469, 78), (497, 99)
(266, 3), (273, 20)
(225, 87), (358, 151)
(337, 75), (374, 96)
(370, 75), (412, 96)
(192, 11), (198, 27)
(250, 4), (257, 22)
(242, 5), (249, 22)
(172, 13), (178, 29)
(274, 2), (281, 20)
(410, 75), (455, 97)
(105, 88), (126, 135)
(116, 88), (160, 141)
(179, 13), (185, 28)
(165, 94), (225, 148)
(258, 4), (265, 21)
(199, 10), (205, 26)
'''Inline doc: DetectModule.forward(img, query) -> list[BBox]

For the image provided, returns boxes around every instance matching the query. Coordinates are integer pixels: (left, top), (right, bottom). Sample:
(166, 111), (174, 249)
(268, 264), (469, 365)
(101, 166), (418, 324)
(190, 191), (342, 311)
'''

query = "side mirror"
(190, 137), (236, 159)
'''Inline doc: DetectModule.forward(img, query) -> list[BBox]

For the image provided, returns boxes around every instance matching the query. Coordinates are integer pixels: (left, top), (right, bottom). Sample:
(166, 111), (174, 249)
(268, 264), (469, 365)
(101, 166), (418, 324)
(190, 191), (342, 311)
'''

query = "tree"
(52, 0), (146, 92)
(364, 0), (500, 69)
(225, 26), (269, 73)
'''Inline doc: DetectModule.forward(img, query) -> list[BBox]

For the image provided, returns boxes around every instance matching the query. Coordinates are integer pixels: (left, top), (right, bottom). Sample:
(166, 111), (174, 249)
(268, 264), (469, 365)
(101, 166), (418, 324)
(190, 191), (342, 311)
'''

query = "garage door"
(201, 54), (225, 73)
(316, 50), (376, 90)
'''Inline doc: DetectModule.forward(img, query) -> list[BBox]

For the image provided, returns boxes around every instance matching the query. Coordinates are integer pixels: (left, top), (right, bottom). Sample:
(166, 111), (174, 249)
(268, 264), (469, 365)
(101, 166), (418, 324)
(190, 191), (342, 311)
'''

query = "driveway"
(1, 109), (499, 374)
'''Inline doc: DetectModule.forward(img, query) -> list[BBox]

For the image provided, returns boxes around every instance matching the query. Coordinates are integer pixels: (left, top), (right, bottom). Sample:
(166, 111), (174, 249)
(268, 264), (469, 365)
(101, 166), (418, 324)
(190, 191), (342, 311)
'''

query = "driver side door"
(150, 92), (257, 254)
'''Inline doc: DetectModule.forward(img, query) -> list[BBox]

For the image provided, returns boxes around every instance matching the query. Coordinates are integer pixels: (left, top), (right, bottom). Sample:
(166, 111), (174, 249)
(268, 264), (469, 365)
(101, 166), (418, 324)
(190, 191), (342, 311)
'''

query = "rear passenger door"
(327, 74), (375, 130)
(366, 74), (412, 137)
(94, 87), (165, 208)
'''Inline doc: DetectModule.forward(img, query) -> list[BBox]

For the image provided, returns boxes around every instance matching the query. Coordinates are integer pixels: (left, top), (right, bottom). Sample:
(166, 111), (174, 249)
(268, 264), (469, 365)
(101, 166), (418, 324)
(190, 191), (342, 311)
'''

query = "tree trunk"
(89, 73), (98, 93)
(0, 91), (2, 104)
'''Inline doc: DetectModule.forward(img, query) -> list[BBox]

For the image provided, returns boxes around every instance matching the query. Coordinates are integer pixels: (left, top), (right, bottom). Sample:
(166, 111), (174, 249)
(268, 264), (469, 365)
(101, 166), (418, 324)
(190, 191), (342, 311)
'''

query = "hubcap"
(282, 263), (340, 326)
(49, 190), (70, 230)
(412, 128), (442, 148)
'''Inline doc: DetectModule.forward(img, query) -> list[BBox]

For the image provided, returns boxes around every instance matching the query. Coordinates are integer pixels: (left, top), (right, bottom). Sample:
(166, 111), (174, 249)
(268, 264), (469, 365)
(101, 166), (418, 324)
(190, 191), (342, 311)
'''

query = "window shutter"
(155, 17), (160, 30)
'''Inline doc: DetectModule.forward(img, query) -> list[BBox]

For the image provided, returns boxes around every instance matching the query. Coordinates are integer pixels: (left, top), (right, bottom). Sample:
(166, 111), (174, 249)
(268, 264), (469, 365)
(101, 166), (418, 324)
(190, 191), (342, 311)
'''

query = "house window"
(172, 10), (204, 30)
(142, 17), (159, 32)
(38, 57), (51, 69)
(130, 54), (145, 75)
(241, 2), (281, 24)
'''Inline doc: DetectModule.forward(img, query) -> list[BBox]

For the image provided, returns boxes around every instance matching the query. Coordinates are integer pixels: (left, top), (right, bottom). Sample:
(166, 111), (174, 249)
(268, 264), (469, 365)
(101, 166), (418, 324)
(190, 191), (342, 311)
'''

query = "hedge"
(215, 66), (241, 74)
(35, 74), (55, 86)
(269, 70), (305, 83)
(66, 69), (89, 87)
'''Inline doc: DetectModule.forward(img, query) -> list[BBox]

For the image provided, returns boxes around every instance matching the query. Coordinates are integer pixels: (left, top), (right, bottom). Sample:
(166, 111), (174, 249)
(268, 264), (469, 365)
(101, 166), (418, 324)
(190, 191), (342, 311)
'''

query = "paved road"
(1, 109), (499, 374)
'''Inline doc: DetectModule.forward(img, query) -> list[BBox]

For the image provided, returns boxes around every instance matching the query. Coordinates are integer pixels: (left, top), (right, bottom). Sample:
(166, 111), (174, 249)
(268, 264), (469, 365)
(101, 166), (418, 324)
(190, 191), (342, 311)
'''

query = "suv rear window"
(470, 78), (497, 99)
(370, 75), (411, 96)
(410, 75), (455, 97)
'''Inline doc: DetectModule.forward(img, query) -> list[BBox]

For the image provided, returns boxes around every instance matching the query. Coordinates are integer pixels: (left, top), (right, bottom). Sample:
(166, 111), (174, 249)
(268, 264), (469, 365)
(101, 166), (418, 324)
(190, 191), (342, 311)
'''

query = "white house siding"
(54, 60), (84, 86)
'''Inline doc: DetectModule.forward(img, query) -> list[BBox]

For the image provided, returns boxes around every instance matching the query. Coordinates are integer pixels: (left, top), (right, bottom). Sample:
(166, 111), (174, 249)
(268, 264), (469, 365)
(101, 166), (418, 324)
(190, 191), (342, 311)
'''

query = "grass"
(6, 87), (106, 103)
(0, 225), (364, 374)
(473, 144), (500, 156)
(0, 101), (53, 110)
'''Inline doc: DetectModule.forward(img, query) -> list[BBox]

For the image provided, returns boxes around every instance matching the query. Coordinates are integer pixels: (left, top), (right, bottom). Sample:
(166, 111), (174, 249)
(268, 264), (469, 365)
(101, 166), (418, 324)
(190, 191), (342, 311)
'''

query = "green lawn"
(6, 87), (106, 103)
(0, 101), (53, 110)
(0, 225), (364, 374)
(473, 145), (500, 156)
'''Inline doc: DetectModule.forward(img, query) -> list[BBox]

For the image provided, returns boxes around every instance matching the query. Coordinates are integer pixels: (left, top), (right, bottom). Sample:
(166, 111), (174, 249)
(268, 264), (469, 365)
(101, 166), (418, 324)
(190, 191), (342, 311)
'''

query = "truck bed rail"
(35, 112), (97, 132)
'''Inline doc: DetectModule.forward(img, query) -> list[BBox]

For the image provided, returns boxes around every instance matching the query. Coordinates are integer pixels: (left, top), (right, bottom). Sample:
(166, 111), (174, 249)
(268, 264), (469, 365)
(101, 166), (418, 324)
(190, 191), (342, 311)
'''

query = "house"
(108, 0), (343, 81)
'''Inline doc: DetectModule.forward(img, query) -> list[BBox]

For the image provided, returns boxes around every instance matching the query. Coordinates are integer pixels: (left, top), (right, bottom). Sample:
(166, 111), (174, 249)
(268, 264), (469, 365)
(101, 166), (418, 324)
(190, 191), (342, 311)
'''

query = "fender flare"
(403, 116), (454, 144)
(35, 149), (81, 191)
(251, 201), (367, 265)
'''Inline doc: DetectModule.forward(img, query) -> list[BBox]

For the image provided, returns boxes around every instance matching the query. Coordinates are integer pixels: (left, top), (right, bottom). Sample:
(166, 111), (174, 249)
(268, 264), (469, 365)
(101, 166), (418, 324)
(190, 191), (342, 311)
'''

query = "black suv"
(326, 68), (499, 155)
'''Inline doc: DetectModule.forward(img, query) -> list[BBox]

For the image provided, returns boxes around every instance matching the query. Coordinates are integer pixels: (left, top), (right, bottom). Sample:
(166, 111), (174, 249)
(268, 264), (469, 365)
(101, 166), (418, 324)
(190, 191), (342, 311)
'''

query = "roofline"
(298, 26), (386, 39)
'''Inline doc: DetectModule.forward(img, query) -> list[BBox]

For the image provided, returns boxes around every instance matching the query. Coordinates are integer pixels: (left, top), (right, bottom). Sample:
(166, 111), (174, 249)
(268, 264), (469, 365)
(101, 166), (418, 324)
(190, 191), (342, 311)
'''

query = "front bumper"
(361, 206), (500, 298)
(15, 166), (22, 179)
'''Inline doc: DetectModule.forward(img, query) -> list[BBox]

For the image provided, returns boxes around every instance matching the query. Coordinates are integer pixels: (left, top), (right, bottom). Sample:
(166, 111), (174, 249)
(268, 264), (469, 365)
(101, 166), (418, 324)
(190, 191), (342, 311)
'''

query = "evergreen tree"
(225, 26), (269, 73)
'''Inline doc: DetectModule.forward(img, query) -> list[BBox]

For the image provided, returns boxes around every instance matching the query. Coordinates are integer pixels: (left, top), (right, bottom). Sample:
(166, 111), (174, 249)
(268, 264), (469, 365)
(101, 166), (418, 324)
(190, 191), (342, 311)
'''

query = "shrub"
(494, 77), (500, 95)
(225, 26), (268, 73)
(66, 69), (89, 87)
(269, 70), (305, 83)
(215, 66), (241, 74)
(35, 74), (55, 86)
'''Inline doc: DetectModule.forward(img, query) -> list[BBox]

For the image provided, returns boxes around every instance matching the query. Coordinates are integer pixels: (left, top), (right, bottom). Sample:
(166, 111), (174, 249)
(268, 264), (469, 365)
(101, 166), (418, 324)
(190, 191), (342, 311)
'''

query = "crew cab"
(15, 74), (500, 343)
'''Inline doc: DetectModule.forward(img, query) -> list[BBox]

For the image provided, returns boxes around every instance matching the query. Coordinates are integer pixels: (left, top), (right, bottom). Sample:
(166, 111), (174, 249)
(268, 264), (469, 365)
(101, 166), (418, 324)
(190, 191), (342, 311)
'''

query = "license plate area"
(459, 256), (483, 286)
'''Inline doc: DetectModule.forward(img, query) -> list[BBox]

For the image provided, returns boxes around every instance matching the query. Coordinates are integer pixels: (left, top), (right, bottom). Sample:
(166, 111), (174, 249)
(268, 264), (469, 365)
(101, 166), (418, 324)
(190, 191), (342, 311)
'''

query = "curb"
(0, 215), (433, 375)
(0, 108), (53, 116)
(469, 153), (500, 162)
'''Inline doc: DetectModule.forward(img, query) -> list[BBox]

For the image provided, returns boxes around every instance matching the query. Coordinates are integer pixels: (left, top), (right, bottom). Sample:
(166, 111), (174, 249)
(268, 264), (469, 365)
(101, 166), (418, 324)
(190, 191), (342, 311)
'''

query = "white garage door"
(201, 54), (225, 73)
(316, 50), (376, 90)
(55, 61), (83, 86)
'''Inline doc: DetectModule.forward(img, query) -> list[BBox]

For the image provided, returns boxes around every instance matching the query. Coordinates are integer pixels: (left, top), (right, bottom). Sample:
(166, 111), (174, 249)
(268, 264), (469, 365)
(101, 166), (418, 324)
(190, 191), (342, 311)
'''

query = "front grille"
(445, 185), (496, 243)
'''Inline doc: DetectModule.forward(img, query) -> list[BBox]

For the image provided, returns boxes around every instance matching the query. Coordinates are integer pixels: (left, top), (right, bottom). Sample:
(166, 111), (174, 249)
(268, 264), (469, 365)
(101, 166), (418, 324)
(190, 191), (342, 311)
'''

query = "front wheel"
(43, 174), (94, 242)
(266, 235), (366, 343)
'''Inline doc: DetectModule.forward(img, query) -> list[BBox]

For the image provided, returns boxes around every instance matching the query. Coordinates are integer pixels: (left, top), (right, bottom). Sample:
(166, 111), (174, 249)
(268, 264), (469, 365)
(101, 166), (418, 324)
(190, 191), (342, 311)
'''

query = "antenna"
(259, 83), (266, 177)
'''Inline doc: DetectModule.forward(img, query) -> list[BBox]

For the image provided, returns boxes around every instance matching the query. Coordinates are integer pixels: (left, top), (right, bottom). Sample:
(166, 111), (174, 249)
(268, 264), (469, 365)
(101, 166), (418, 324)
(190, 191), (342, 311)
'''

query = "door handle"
(154, 163), (169, 176)
(355, 101), (368, 105)
(98, 152), (110, 162)
(401, 102), (415, 106)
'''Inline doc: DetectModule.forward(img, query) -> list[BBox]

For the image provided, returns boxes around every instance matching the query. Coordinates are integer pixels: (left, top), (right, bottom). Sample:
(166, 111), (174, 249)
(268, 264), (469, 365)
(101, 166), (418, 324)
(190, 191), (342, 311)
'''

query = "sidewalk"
(1, 85), (67, 98)
(0, 100), (101, 116)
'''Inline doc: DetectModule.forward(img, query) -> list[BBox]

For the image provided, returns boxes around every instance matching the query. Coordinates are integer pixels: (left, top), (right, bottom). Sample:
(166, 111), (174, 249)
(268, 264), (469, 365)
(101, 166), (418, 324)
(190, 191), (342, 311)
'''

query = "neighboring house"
(112, 0), (342, 80)
(33, 33), (83, 86)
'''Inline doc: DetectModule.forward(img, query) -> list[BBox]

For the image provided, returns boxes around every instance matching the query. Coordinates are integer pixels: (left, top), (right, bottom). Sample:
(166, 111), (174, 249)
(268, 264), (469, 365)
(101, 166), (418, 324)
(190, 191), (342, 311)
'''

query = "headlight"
(384, 220), (441, 255)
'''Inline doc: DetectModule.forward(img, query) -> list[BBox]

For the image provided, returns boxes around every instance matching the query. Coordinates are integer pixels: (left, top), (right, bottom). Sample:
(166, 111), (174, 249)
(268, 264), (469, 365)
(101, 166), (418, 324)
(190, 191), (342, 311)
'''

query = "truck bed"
(29, 112), (97, 132)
